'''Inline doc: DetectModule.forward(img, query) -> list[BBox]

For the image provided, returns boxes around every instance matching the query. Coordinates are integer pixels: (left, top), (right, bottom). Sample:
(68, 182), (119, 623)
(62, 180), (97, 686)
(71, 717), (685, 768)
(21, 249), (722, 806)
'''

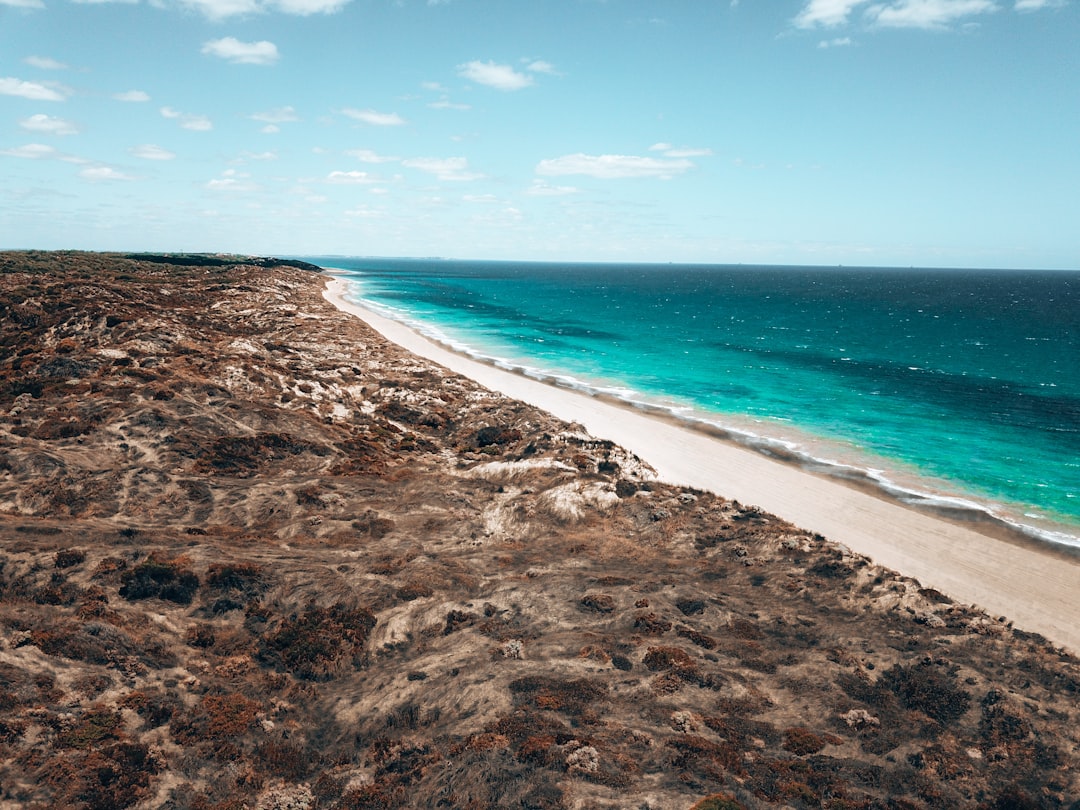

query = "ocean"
(307, 257), (1080, 550)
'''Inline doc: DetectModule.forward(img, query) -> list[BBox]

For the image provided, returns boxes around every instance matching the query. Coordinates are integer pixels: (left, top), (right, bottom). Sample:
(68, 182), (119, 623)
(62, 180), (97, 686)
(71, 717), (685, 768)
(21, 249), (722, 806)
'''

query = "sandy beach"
(324, 274), (1080, 654)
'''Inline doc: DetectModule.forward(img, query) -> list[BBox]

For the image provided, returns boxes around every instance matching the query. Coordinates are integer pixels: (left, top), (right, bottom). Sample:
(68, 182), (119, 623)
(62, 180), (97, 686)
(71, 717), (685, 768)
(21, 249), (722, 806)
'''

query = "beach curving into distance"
(4, 252), (1078, 809)
(324, 273), (1080, 655)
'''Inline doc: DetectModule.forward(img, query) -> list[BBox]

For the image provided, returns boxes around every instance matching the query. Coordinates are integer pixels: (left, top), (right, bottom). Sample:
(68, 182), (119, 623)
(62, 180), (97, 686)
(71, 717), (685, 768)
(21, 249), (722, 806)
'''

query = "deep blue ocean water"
(308, 257), (1080, 548)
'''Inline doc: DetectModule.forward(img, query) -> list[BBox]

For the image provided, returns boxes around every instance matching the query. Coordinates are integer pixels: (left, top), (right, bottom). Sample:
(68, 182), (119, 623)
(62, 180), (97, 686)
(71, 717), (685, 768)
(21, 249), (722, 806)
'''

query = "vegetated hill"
(0, 250), (1077, 810)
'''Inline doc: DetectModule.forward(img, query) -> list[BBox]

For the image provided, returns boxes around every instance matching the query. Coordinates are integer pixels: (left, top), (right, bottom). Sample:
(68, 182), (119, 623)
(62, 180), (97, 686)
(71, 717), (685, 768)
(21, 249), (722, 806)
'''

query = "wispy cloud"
(649, 143), (714, 158)
(205, 169), (261, 192)
(343, 205), (384, 218)
(178, 0), (260, 20)
(428, 98), (471, 111)
(346, 149), (399, 163)
(24, 55), (68, 70)
(161, 106), (212, 131)
(0, 77), (69, 101)
(130, 144), (176, 160)
(178, 0), (351, 18)
(19, 114), (79, 135)
(524, 60), (558, 75)
(818, 36), (854, 47)
(402, 156), (483, 181)
(1, 0), (46, 8)
(341, 108), (406, 126)
(1, 143), (61, 159)
(202, 37), (280, 65)
(326, 170), (380, 184)
(794, 0), (869, 28)
(457, 60), (533, 91)
(537, 153), (695, 180)
(794, 0), (1001, 29)
(80, 166), (134, 182)
(868, 0), (998, 28)
(273, 0), (351, 12)
(1015, 0), (1065, 9)
(114, 90), (150, 102)
(250, 106), (298, 123)
(525, 180), (579, 196)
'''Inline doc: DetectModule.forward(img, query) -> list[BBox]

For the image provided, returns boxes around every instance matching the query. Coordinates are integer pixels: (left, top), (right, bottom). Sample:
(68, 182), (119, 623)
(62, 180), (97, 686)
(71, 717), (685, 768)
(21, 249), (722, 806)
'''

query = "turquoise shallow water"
(308, 257), (1080, 548)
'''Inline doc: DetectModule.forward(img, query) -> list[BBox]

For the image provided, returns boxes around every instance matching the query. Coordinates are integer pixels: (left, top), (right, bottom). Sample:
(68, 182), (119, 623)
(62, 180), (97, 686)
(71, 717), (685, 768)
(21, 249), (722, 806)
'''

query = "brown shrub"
(38, 742), (159, 810)
(119, 557), (199, 604)
(634, 612), (672, 635)
(580, 593), (615, 613)
(677, 626), (718, 650)
(56, 708), (124, 749)
(882, 661), (971, 726)
(474, 425), (522, 448)
(55, 549), (87, 569)
(203, 693), (261, 737)
(782, 726), (826, 756)
(258, 601), (376, 681)
(689, 796), (748, 810)
(509, 676), (607, 717)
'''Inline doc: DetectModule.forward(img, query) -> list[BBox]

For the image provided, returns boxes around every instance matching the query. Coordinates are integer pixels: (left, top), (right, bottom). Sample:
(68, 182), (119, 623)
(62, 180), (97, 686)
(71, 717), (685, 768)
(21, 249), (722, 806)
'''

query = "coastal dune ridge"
(5, 252), (1079, 808)
(323, 272), (1080, 655)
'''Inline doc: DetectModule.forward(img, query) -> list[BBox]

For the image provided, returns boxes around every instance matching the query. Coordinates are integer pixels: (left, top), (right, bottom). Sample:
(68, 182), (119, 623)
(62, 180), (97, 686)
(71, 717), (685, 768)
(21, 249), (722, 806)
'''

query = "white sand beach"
(324, 275), (1080, 654)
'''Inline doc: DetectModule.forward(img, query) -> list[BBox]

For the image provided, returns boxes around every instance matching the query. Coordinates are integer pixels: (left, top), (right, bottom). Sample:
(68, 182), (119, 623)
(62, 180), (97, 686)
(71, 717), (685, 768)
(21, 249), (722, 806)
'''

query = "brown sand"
(324, 274), (1080, 655)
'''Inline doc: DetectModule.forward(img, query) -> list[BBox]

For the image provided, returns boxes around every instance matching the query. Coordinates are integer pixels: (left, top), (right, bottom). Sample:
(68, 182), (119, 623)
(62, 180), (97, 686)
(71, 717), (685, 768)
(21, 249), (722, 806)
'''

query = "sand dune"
(324, 274), (1080, 655)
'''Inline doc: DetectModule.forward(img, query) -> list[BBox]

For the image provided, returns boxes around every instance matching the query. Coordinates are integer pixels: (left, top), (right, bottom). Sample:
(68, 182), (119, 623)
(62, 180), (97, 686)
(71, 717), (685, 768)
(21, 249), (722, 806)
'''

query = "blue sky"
(1, 0), (1077, 268)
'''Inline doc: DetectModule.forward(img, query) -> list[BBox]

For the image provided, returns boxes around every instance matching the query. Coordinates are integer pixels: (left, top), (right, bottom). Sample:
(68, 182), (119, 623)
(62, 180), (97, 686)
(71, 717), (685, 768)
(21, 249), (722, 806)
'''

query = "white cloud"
(346, 149), (399, 163)
(80, 166), (134, 182)
(525, 60), (557, 75)
(202, 37), (280, 65)
(114, 90), (150, 102)
(130, 144), (176, 160)
(463, 193), (501, 203)
(178, 0), (352, 19)
(161, 106), (213, 131)
(819, 36), (854, 46)
(24, 56), (68, 70)
(1, 143), (58, 159)
(457, 60), (534, 91)
(0, 77), (68, 101)
(536, 153), (695, 180)
(179, 0), (259, 20)
(1015, 0), (1063, 8)
(402, 156), (483, 181)
(429, 98), (471, 110)
(344, 205), (383, 218)
(795, 0), (1000, 29)
(341, 108), (406, 126)
(238, 150), (277, 161)
(205, 169), (260, 192)
(649, 143), (714, 158)
(327, 170), (379, 184)
(273, 0), (351, 13)
(250, 106), (298, 123)
(1, 0), (46, 7)
(19, 114), (78, 135)
(793, 0), (869, 28)
(867, 0), (998, 28)
(525, 180), (579, 196)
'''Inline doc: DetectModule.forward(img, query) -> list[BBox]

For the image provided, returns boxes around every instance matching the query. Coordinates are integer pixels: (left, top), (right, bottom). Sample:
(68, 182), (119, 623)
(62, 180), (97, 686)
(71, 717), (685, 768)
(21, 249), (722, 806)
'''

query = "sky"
(1, 0), (1078, 268)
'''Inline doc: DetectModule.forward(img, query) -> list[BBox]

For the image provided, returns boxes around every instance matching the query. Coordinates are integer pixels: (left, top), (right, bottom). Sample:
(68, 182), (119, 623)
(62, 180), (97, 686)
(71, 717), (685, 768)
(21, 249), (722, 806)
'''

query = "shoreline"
(322, 273), (1080, 654)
